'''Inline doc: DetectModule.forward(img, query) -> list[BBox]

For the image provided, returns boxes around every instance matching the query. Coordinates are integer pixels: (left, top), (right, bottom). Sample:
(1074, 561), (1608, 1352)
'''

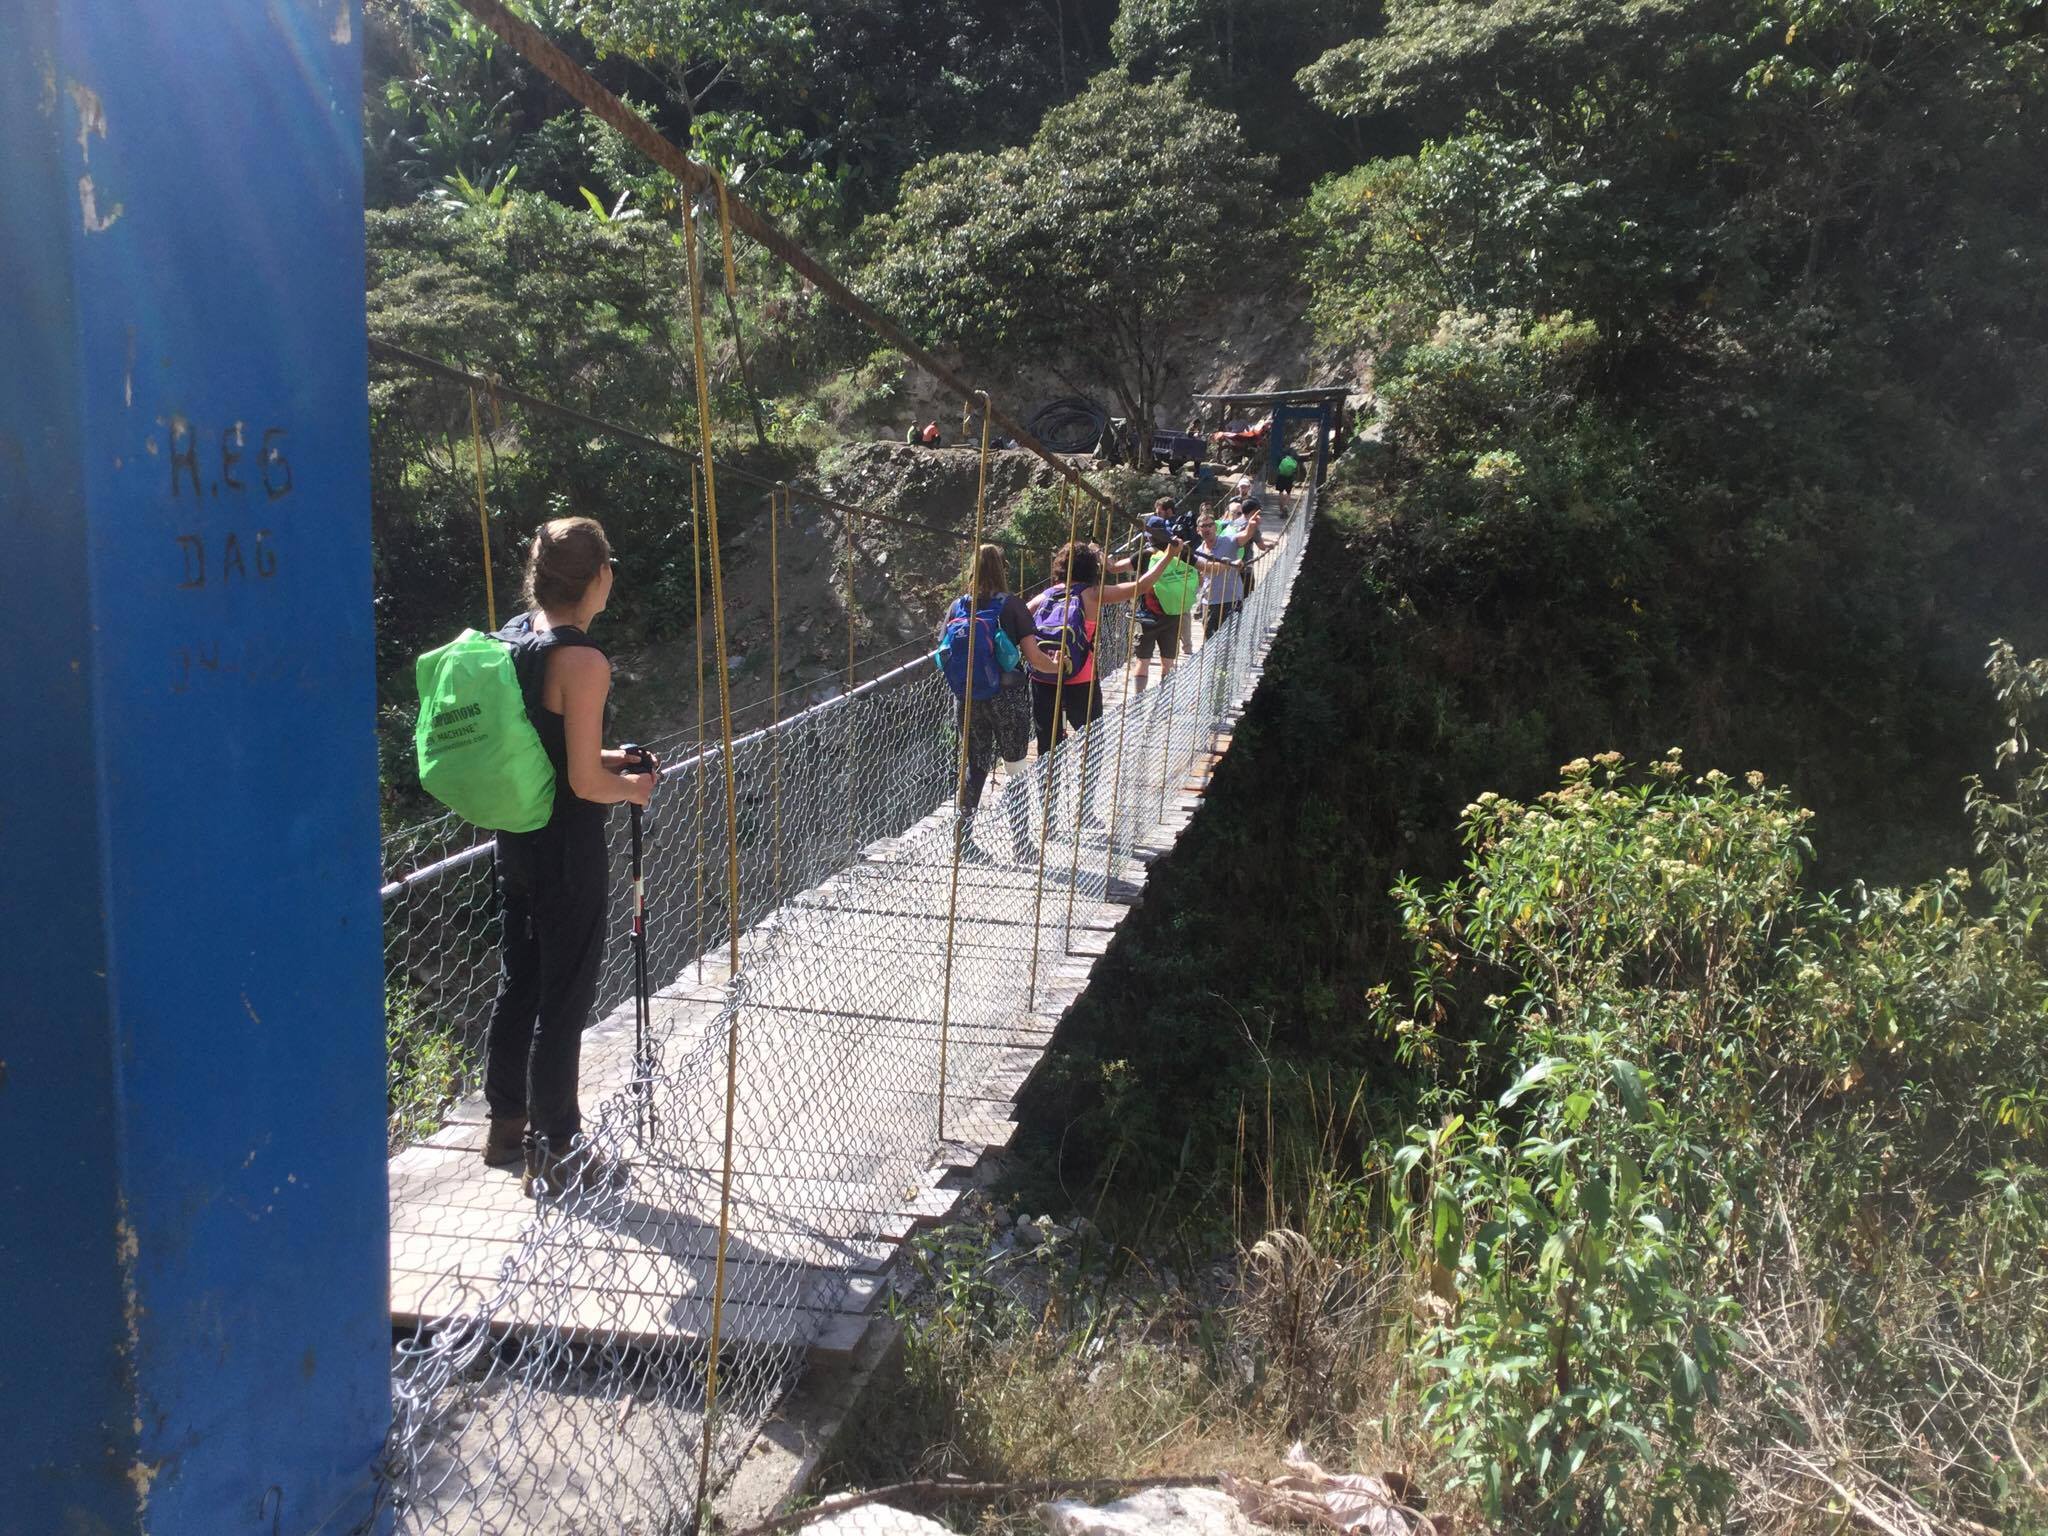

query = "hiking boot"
(522, 1135), (630, 1200)
(481, 1115), (526, 1169)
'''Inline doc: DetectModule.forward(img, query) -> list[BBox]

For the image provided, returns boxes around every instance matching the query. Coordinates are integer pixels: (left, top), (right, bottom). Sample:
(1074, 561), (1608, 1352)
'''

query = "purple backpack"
(1031, 585), (1093, 681)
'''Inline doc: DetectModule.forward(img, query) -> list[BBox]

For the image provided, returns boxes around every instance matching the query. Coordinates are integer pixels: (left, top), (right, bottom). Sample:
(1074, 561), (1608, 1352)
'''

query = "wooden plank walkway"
(389, 645), (1275, 1365)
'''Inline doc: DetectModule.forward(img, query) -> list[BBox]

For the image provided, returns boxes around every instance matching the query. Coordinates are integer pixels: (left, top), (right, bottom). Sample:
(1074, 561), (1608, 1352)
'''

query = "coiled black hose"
(1027, 396), (1110, 455)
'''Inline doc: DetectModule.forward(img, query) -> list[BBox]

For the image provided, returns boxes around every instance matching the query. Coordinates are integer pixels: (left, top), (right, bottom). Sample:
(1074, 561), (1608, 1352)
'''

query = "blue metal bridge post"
(2, 3), (390, 1532)
(1269, 401), (1333, 491)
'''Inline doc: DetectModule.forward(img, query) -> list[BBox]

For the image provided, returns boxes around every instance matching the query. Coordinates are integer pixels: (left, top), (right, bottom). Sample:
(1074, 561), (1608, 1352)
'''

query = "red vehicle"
(1210, 417), (1269, 467)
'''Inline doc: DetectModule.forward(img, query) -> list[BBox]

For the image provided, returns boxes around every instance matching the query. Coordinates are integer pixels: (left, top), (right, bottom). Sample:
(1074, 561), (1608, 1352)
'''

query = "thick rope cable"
(1026, 481), (1084, 1011)
(446, 0), (1126, 525)
(936, 394), (994, 1142)
(465, 386), (498, 630)
(683, 179), (748, 1521)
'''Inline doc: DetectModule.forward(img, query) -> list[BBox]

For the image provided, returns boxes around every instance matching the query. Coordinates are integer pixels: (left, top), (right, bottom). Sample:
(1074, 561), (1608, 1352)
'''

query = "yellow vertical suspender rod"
(692, 466), (708, 985)
(465, 386), (497, 631)
(844, 505), (858, 858)
(683, 181), (749, 1520)
(1025, 481), (1084, 1012)
(1103, 536), (1148, 894)
(770, 484), (784, 892)
(1063, 497), (1105, 945)
(936, 395), (994, 1142)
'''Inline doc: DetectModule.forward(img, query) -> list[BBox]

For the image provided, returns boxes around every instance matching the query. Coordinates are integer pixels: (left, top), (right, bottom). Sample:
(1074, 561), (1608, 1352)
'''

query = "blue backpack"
(936, 593), (1014, 701)
(1031, 584), (1094, 681)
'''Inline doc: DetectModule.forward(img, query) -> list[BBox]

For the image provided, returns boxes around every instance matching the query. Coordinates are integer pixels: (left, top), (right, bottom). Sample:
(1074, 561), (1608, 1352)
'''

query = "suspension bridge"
(9, 5), (1332, 1534)
(378, 480), (1312, 1530)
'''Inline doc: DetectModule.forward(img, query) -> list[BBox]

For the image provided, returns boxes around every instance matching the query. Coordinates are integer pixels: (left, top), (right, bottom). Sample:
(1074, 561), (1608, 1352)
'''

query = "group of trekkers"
(427, 469), (1277, 1201)
(935, 474), (1275, 863)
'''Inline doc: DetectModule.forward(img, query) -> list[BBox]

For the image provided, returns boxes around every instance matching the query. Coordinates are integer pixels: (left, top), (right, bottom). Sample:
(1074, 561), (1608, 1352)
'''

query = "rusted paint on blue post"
(1, 3), (390, 1532)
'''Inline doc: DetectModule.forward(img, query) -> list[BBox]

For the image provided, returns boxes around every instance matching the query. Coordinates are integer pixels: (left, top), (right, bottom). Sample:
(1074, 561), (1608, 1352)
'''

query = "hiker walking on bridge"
(484, 517), (659, 1199)
(940, 543), (1059, 861)
(1029, 538), (1176, 753)
(1130, 501), (1202, 696)
(1196, 509), (1251, 639)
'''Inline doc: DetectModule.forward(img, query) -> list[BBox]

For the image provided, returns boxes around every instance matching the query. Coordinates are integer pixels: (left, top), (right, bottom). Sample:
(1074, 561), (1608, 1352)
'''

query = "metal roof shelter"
(1192, 385), (1360, 406)
(1193, 387), (1356, 488)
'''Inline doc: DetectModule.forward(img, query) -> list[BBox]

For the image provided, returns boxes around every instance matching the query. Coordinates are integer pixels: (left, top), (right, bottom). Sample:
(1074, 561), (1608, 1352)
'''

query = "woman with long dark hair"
(1027, 538), (1172, 754)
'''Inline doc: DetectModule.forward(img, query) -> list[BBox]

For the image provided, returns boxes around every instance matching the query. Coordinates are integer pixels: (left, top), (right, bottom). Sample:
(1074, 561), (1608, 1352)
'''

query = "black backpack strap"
(500, 616), (603, 721)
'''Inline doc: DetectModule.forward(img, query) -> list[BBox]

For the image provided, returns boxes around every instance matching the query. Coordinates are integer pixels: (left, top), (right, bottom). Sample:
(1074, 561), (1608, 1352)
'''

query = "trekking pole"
(623, 742), (656, 1139)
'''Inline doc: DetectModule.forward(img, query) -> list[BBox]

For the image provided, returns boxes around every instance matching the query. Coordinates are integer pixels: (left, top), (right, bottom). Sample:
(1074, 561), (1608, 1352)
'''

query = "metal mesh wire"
(377, 494), (1312, 1533)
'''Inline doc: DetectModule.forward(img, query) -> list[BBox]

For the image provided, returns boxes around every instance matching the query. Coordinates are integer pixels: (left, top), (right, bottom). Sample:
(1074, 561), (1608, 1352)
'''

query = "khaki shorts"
(1134, 619), (1182, 661)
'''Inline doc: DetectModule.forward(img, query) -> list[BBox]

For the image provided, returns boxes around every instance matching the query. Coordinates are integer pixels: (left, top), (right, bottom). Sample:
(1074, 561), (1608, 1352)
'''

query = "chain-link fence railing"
(378, 492), (1312, 1533)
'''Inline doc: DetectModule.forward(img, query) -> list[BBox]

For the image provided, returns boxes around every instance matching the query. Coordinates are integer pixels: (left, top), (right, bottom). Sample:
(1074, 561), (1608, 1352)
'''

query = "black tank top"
(497, 612), (608, 839)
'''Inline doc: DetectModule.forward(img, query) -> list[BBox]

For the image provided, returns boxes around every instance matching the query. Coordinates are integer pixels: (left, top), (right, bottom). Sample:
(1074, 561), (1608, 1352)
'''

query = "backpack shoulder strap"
(502, 616), (604, 716)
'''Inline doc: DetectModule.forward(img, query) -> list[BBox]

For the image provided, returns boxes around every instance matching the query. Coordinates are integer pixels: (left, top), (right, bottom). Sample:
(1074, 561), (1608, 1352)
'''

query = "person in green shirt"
(1130, 503), (1201, 694)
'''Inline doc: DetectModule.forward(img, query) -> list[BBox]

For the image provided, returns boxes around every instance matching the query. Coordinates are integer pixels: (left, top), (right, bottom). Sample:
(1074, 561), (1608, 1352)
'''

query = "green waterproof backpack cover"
(1148, 551), (1200, 615)
(414, 630), (555, 832)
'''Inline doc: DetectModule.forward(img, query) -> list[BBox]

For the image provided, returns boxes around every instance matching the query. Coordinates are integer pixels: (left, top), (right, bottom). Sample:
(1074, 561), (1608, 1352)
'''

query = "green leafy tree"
(1378, 650), (2048, 1529)
(864, 70), (1273, 433)
(763, 0), (1104, 214)
(1293, 0), (2048, 875)
(566, 0), (834, 214)
(1115, 0), (1374, 183)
